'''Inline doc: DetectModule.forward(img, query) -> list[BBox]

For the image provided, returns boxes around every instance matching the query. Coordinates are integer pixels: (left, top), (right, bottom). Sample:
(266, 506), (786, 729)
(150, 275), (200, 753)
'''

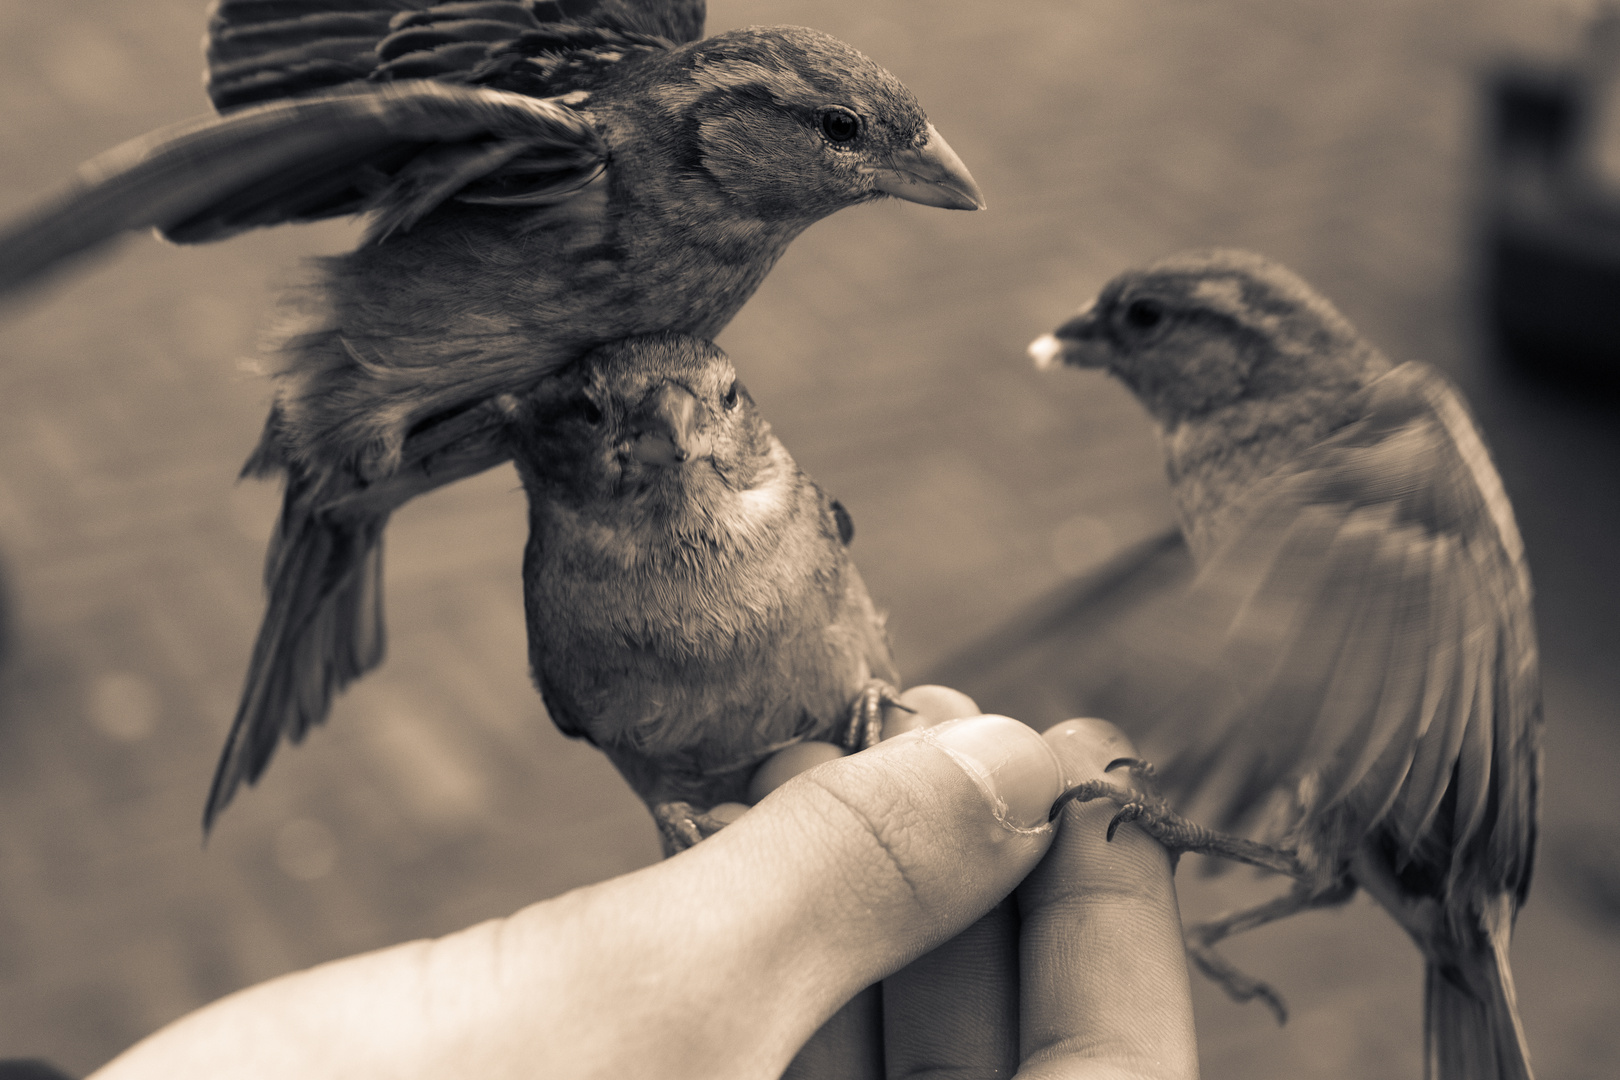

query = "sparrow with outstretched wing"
(1027, 250), (1539, 1080)
(0, 0), (984, 830)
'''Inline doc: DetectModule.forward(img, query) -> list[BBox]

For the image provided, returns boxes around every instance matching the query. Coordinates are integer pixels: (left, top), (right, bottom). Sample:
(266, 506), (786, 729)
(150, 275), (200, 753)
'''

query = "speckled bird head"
(1030, 249), (1386, 428)
(507, 334), (779, 516)
(643, 25), (984, 218)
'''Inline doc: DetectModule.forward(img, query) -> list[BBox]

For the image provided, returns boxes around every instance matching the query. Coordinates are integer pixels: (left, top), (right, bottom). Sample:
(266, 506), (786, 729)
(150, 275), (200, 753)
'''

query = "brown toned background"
(2, 1), (1618, 1076)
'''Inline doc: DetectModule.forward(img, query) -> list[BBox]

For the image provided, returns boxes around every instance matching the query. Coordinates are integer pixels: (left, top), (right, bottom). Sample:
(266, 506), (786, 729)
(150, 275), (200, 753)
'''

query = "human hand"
(90, 693), (1194, 1080)
(781, 689), (1197, 1079)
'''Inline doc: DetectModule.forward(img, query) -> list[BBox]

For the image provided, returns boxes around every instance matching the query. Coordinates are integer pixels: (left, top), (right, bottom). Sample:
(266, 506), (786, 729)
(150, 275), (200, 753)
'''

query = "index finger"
(1016, 719), (1198, 1080)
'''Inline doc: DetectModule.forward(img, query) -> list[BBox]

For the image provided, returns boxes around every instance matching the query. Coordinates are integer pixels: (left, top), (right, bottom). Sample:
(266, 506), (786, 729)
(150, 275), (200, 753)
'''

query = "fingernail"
(1042, 717), (1138, 789)
(924, 715), (1065, 831)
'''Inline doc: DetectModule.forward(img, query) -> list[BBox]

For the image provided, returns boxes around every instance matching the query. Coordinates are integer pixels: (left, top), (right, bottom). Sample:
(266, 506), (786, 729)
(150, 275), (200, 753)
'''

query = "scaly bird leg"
(1051, 759), (1308, 878)
(1052, 757), (1359, 1023)
(845, 678), (909, 752)
(1181, 878), (1356, 1024)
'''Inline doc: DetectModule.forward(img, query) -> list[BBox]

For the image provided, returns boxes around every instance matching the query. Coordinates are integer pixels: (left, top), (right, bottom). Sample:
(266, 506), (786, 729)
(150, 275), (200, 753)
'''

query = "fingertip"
(881, 684), (981, 740)
(707, 801), (750, 825)
(923, 715), (1064, 833)
(747, 741), (846, 803)
(1042, 717), (1138, 791)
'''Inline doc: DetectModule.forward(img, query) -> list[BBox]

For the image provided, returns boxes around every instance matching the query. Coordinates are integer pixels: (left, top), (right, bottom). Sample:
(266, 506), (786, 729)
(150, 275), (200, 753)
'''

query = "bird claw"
(1105, 756), (1158, 784)
(1106, 802), (1145, 841)
(845, 679), (908, 752)
(1051, 758), (1307, 879)
(1057, 767), (1301, 1025)
(1185, 931), (1290, 1025)
(652, 800), (731, 857)
(1047, 759), (1163, 827)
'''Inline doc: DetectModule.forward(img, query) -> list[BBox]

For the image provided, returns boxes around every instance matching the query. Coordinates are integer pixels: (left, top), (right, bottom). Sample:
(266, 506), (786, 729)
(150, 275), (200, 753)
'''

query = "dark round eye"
(573, 396), (603, 425)
(723, 381), (740, 410)
(818, 107), (862, 144)
(1123, 298), (1165, 332)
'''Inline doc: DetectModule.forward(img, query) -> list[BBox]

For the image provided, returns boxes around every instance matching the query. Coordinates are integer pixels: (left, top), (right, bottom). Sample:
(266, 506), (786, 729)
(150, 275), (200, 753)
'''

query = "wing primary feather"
(1448, 587), (1500, 876)
(1317, 521), (1434, 818)
(1158, 503), (1348, 831)
(1411, 549), (1485, 847)
(0, 82), (604, 298)
(205, 1), (416, 108)
(1301, 514), (1407, 813)
(363, 139), (533, 242)
(1213, 504), (1387, 830)
(1348, 531), (1450, 834)
(1389, 535), (1465, 854)
(389, 3), (547, 32)
(384, 20), (545, 56)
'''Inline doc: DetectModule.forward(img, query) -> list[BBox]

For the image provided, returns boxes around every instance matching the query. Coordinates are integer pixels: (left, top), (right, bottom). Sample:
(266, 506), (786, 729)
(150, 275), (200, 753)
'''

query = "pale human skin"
(89, 697), (1197, 1080)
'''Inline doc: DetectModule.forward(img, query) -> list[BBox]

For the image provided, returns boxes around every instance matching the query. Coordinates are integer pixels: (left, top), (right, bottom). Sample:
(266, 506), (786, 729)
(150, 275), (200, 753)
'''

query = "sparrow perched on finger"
(0, 0), (981, 830)
(1030, 249), (1540, 1080)
(504, 333), (899, 852)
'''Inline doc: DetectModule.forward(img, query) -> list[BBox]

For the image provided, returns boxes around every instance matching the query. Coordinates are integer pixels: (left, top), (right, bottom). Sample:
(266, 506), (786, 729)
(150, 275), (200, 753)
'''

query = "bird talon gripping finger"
(1046, 777), (1134, 824)
(653, 801), (741, 855)
(1105, 804), (1146, 843)
(845, 679), (910, 752)
(1104, 756), (1157, 783)
(1034, 249), (1541, 1080)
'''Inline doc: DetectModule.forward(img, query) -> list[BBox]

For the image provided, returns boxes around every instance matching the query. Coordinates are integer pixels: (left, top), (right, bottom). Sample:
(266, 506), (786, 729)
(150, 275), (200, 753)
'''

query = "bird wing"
(206, 0), (706, 109)
(0, 80), (606, 296)
(1128, 363), (1539, 896)
(0, 0), (710, 297)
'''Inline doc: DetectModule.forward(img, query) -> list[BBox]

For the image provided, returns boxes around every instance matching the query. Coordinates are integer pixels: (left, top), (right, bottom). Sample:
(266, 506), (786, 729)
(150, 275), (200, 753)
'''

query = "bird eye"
(572, 397), (603, 425)
(818, 107), (862, 145)
(723, 381), (741, 410)
(1123, 298), (1165, 332)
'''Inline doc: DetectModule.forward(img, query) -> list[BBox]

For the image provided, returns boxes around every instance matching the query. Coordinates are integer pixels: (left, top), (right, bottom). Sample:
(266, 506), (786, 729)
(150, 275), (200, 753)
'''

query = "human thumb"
(684, 715), (1073, 1037)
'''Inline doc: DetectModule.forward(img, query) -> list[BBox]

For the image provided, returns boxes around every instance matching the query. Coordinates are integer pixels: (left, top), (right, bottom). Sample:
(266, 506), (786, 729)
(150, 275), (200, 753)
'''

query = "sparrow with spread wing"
(1030, 250), (1540, 1080)
(0, 0), (981, 830)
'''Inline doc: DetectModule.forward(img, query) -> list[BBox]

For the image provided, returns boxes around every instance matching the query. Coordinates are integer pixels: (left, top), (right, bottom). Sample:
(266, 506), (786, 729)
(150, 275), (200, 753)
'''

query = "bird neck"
(523, 436), (830, 638)
(1160, 375), (1375, 561)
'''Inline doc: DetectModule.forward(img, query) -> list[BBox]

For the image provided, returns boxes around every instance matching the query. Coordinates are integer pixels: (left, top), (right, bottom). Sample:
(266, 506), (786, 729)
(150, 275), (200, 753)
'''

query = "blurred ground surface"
(1, 0), (1618, 1076)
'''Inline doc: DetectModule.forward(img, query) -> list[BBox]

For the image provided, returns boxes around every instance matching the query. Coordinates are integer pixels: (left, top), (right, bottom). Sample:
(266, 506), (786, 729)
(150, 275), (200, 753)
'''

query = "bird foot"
(845, 678), (908, 752)
(653, 800), (733, 857)
(1051, 758), (1307, 879)
(1184, 928), (1290, 1025)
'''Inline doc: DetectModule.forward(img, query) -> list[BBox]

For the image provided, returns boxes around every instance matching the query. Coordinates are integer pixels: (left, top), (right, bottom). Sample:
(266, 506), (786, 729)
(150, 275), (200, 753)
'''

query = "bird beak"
(1029, 300), (1113, 370)
(872, 123), (986, 211)
(629, 382), (709, 467)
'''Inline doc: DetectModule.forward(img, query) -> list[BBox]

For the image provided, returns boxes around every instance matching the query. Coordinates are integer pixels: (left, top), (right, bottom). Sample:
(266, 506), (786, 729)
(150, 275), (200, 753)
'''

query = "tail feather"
(204, 396), (514, 832)
(1424, 936), (1533, 1080)
(203, 494), (388, 833)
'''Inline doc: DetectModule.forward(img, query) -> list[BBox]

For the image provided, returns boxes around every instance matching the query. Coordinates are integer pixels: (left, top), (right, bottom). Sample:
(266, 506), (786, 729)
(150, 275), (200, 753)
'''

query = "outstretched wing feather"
(1134, 365), (1538, 891)
(0, 82), (604, 297)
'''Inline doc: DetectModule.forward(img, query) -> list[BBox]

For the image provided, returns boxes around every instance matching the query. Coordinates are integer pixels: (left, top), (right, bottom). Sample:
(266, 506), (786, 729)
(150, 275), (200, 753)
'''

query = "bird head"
(510, 334), (777, 514)
(648, 26), (984, 219)
(1028, 249), (1382, 427)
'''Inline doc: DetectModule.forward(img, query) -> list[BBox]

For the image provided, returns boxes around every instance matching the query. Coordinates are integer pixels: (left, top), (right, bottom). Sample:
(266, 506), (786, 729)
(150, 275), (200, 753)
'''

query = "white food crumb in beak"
(1028, 333), (1065, 370)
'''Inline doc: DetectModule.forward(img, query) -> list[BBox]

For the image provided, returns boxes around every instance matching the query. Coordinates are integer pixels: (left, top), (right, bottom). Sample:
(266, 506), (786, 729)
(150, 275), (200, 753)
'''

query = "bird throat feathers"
(529, 434), (814, 578)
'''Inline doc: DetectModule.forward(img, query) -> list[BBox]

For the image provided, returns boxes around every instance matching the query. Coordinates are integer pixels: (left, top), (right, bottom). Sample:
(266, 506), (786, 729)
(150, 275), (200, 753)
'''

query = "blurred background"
(2, 0), (1618, 1076)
